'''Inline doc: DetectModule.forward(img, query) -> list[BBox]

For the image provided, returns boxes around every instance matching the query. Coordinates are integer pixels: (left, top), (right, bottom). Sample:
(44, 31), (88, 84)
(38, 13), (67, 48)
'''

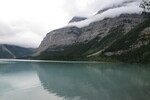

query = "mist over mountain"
(96, 1), (135, 14)
(0, 0), (142, 48)
(0, 0), (149, 63)
(67, 1), (142, 28)
(31, 0), (150, 63)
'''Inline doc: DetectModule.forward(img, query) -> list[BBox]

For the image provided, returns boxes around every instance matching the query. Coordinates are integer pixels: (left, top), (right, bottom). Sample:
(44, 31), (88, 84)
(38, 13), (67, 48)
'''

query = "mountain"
(97, 1), (134, 14)
(69, 16), (87, 23)
(31, 9), (150, 63)
(101, 17), (150, 63)
(0, 44), (35, 59)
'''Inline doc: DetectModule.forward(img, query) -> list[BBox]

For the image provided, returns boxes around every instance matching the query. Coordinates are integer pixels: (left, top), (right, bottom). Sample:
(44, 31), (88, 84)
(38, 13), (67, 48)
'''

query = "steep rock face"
(104, 19), (150, 55)
(0, 44), (35, 59)
(69, 16), (87, 23)
(32, 13), (147, 59)
(77, 14), (145, 42)
(33, 27), (81, 56)
(102, 17), (150, 63)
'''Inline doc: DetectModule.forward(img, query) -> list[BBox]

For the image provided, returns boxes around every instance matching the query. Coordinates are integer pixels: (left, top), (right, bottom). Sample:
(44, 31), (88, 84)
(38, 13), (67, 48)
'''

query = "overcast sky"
(0, 0), (142, 48)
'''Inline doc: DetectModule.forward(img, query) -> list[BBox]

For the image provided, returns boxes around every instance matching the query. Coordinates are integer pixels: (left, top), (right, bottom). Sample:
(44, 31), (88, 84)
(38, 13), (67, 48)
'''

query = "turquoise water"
(0, 59), (150, 100)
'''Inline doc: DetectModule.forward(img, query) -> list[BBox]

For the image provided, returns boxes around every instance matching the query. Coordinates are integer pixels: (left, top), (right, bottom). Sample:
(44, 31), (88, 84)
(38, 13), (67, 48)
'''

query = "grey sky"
(0, 0), (142, 48)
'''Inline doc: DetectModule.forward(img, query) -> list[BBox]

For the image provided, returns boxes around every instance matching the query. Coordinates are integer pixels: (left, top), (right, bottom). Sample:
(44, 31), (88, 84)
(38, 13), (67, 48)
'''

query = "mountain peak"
(69, 16), (87, 23)
(97, 1), (134, 15)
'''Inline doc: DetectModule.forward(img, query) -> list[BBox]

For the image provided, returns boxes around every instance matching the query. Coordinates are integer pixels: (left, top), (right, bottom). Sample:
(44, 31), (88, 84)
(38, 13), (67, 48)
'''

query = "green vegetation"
(102, 17), (150, 63)
(105, 43), (150, 63)
(83, 24), (124, 55)
(105, 17), (150, 52)
(33, 16), (150, 63)
(33, 25), (125, 61)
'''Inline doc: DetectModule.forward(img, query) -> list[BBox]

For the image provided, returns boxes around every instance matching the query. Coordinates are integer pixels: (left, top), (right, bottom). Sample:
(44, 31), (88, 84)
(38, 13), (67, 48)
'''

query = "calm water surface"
(0, 59), (150, 100)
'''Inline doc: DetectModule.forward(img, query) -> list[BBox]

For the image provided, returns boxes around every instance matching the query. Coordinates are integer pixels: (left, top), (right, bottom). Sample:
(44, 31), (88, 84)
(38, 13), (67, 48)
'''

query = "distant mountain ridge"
(0, 44), (35, 59)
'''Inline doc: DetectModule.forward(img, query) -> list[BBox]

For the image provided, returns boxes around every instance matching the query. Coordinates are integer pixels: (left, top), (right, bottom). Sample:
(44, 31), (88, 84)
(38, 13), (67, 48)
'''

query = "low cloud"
(0, 0), (142, 48)
(63, 0), (141, 19)
(0, 21), (15, 37)
(67, 1), (142, 28)
(0, 20), (42, 48)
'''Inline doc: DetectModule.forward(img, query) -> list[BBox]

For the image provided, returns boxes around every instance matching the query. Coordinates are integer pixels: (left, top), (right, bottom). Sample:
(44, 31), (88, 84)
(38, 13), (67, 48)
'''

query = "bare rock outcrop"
(33, 14), (147, 57)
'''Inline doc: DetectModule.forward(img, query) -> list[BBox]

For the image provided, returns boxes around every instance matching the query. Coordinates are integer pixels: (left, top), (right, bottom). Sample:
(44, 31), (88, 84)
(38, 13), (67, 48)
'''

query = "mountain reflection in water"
(34, 62), (150, 100)
(0, 60), (150, 100)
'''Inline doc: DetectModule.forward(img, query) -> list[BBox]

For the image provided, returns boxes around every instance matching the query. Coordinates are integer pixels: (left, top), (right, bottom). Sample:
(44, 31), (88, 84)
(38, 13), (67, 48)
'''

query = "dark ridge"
(69, 16), (87, 23)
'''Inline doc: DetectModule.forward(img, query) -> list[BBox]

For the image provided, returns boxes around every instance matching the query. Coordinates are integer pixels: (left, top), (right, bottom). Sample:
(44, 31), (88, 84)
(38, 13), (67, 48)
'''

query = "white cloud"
(0, 31), (42, 48)
(67, 1), (142, 28)
(0, 0), (68, 48)
(0, 0), (143, 48)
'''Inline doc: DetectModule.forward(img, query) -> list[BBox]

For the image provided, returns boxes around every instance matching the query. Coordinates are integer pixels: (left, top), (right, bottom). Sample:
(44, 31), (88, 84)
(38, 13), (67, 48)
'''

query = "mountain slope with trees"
(0, 44), (35, 59)
(30, 1), (150, 63)
(101, 16), (150, 63)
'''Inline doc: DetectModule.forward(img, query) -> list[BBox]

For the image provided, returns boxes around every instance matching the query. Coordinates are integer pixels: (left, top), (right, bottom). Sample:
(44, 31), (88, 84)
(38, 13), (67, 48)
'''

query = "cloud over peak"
(67, 1), (142, 28)
(0, 0), (142, 48)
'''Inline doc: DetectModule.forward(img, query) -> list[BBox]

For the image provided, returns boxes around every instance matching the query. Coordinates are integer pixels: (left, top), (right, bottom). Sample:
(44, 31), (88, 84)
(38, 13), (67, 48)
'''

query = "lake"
(0, 59), (150, 100)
